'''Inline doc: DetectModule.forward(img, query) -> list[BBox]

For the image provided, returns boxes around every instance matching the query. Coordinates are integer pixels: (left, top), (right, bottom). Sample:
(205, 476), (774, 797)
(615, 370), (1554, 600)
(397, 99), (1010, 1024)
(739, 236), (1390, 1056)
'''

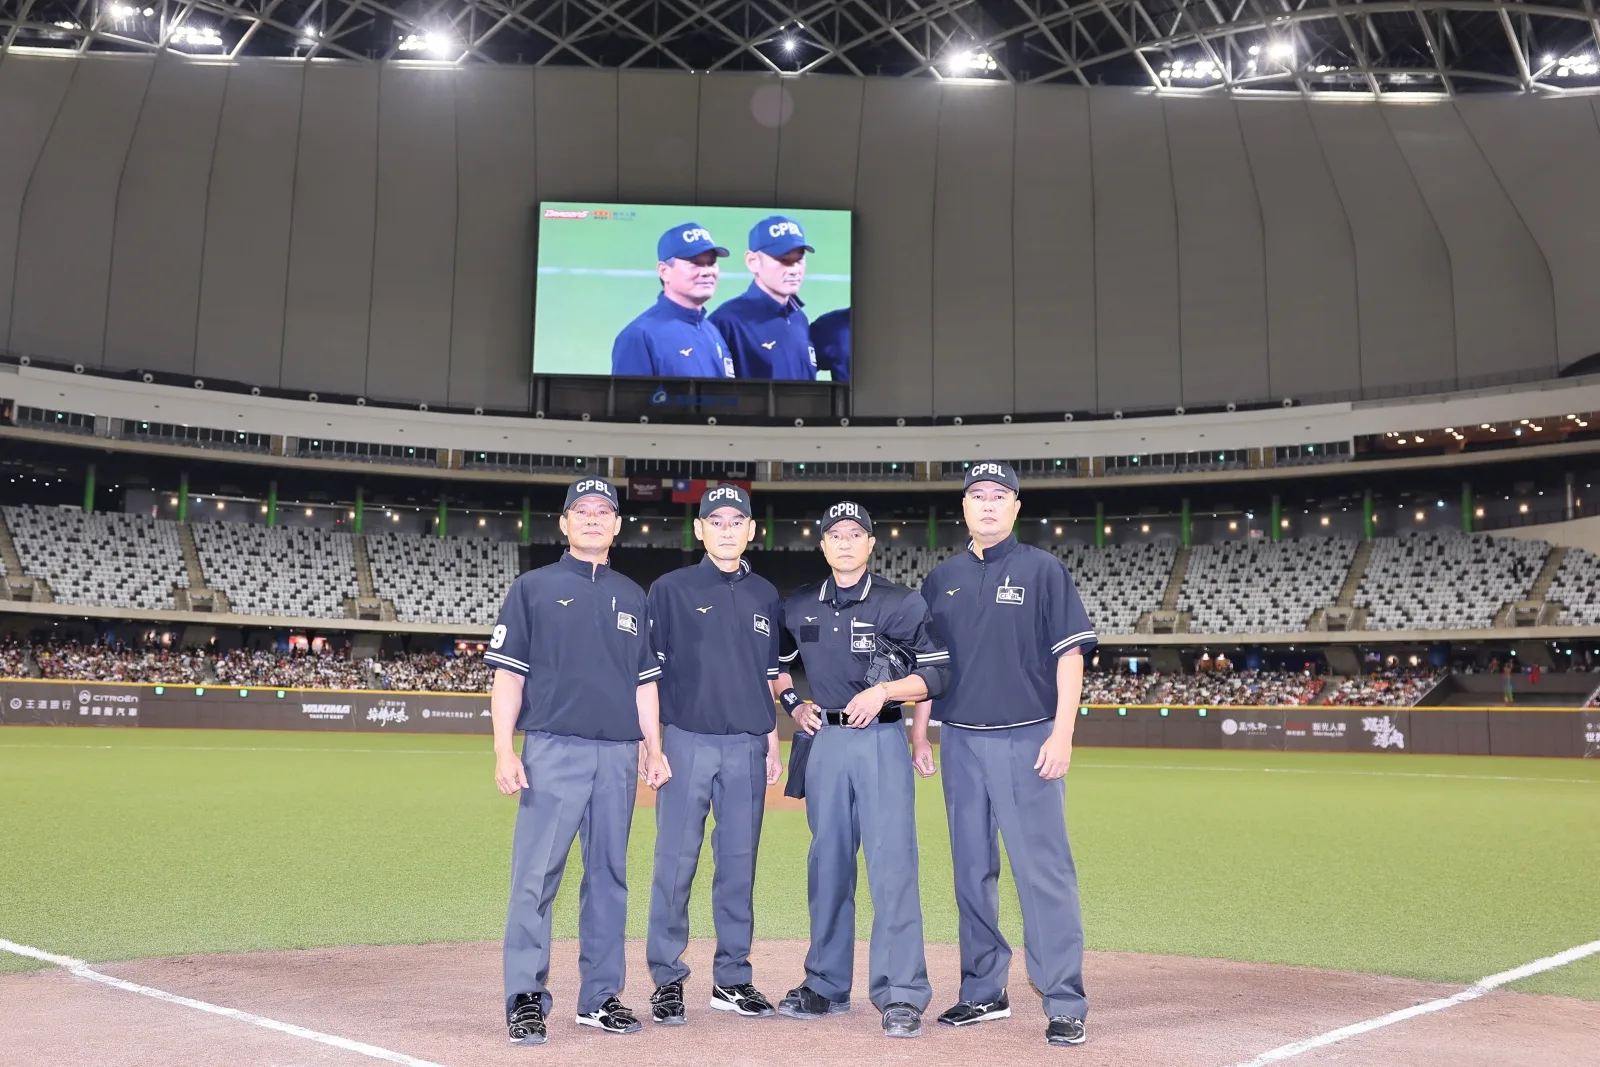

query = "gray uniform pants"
(504, 731), (638, 1016)
(646, 723), (768, 988)
(803, 720), (931, 1011)
(940, 719), (1087, 1020)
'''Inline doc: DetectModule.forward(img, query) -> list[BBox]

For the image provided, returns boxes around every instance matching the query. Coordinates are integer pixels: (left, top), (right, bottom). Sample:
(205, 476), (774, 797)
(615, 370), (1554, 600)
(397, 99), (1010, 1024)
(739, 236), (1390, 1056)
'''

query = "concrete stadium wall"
(1, 53), (1596, 416)
(1501, 515), (1600, 557)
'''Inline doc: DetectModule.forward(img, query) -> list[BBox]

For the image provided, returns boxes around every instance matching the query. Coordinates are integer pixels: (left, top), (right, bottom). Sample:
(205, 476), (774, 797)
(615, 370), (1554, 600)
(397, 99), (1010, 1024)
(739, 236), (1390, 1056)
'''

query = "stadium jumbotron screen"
(533, 202), (852, 383)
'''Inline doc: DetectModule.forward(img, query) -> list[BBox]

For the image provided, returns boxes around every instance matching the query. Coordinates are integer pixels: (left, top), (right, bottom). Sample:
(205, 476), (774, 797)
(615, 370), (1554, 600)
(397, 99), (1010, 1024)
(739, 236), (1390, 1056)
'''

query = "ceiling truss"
(2, 0), (1599, 96)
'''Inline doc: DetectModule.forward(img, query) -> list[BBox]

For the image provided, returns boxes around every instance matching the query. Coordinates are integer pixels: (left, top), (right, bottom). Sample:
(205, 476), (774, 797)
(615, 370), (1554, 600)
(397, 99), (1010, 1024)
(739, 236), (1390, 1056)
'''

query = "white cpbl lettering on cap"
(769, 221), (802, 238)
(972, 463), (1005, 476)
(707, 486), (740, 502)
(576, 479), (608, 494)
(683, 228), (711, 243)
(828, 503), (859, 518)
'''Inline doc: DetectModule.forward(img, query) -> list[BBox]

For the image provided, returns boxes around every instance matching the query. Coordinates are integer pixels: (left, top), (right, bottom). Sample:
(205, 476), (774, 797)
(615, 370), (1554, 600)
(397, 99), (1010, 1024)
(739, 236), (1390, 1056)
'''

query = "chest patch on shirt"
(617, 611), (638, 635)
(850, 620), (876, 654)
(996, 581), (1026, 606)
(799, 625), (820, 643)
(753, 614), (770, 637)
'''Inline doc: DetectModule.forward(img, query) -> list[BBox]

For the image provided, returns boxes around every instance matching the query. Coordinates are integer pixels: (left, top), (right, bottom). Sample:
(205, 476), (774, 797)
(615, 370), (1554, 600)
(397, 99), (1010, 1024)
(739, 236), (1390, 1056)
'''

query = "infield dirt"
(4, 938), (1596, 1067)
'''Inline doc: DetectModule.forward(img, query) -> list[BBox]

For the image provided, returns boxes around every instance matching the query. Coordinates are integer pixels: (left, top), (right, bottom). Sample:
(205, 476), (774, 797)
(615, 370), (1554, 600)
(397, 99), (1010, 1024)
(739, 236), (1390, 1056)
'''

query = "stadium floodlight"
(398, 31), (454, 55)
(107, 3), (139, 18)
(1556, 54), (1599, 78)
(170, 25), (223, 50)
(1248, 45), (1261, 56)
(782, 36), (797, 53)
(1268, 42), (1294, 62)
(950, 50), (998, 73)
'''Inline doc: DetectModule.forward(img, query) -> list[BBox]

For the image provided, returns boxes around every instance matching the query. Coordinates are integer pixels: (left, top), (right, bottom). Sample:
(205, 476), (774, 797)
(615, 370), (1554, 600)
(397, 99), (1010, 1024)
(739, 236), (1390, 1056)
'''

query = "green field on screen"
(532, 202), (852, 378)
(2, 729), (1596, 999)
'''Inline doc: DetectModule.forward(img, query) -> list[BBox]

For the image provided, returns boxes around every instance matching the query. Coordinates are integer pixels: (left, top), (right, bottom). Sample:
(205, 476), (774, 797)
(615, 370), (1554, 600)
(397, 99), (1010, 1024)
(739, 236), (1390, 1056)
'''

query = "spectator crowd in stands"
(370, 652), (493, 693)
(1081, 670), (1158, 705)
(213, 648), (368, 690)
(1162, 669), (1326, 707)
(1324, 668), (1445, 707)
(1, 637), (31, 678)
(32, 640), (208, 684)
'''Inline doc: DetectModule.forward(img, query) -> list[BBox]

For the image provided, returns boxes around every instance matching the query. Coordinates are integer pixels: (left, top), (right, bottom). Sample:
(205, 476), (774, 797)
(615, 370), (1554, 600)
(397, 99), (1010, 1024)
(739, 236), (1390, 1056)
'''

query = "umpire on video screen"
(610, 223), (735, 379)
(643, 483), (784, 1026)
(772, 500), (950, 1040)
(488, 476), (669, 1046)
(917, 461), (1097, 1049)
(709, 216), (817, 381)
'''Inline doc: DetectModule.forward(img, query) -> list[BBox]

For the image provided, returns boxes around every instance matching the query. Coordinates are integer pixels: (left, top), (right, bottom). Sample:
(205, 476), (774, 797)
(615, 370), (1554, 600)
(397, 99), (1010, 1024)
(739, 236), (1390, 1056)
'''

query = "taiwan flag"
(671, 478), (751, 504)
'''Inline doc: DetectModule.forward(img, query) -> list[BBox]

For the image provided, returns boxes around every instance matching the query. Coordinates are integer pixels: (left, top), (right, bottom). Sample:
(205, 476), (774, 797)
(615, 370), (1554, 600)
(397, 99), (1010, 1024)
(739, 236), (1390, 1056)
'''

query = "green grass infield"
(2, 728), (1596, 999)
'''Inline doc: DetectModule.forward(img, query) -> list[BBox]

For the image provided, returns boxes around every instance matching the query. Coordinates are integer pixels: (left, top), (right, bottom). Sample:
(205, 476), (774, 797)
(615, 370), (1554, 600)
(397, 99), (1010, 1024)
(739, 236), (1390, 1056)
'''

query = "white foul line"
(0, 938), (447, 1067)
(1227, 936), (1600, 1067)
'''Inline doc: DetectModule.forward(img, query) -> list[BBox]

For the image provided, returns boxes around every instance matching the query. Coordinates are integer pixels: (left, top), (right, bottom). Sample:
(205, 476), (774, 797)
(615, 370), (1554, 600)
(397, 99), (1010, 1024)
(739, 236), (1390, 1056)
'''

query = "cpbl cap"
(657, 223), (730, 263)
(564, 477), (620, 512)
(699, 483), (752, 518)
(820, 500), (873, 535)
(749, 216), (815, 257)
(963, 461), (1020, 494)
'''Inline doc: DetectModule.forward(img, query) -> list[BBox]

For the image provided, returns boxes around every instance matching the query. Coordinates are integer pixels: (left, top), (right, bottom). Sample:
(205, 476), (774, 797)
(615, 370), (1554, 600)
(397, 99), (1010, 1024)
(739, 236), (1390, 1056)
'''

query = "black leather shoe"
(575, 996), (642, 1034)
(650, 981), (686, 1025)
(777, 985), (851, 1019)
(1046, 1016), (1087, 1046)
(882, 1002), (922, 1039)
(507, 992), (547, 1045)
(711, 983), (776, 1018)
(937, 988), (1011, 1027)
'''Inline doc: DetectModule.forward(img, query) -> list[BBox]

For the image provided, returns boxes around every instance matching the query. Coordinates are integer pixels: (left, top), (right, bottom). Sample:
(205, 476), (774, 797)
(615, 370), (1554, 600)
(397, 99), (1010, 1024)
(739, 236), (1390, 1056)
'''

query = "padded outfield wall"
(2, 54), (1600, 416)
(3, 680), (1596, 758)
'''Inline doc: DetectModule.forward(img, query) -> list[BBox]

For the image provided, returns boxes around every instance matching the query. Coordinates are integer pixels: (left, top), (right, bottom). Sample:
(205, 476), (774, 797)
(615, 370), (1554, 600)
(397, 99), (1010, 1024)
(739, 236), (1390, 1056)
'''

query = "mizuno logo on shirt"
(804, 616), (818, 623)
(557, 598), (574, 606)
(695, 606), (712, 614)
(944, 588), (960, 596)
(761, 340), (777, 350)
(679, 348), (693, 357)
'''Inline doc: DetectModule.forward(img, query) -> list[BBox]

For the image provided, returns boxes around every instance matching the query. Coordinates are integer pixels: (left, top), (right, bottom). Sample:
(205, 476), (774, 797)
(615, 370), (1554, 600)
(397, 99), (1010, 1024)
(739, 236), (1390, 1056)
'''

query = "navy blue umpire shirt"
(710, 283), (816, 381)
(924, 535), (1097, 728)
(778, 573), (951, 710)
(485, 551), (661, 741)
(809, 308), (850, 383)
(611, 295), (736, 379)
(647, 556), (782, 736)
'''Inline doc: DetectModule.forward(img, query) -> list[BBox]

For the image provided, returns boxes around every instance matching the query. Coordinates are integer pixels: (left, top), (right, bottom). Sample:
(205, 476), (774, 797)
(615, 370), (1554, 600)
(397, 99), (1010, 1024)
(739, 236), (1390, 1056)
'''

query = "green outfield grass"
(1, 727), (1596, 999)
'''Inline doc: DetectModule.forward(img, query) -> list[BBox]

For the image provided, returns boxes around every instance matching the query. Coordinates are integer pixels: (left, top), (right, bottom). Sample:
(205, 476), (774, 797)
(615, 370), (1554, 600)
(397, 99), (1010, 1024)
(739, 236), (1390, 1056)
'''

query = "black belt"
(823, 707), (903, 726)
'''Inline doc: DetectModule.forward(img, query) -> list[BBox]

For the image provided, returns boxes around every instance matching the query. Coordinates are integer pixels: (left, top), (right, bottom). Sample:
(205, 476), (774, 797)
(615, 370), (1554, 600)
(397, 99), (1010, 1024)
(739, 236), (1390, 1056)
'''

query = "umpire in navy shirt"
(611, 223), (736, 379)
(772, 501), (950, 1040)
(709, 216), (817, 381)
(489, 477), (669, 1046)
(917, 461), (1096, 1048)
(644, 484), (784, 1025)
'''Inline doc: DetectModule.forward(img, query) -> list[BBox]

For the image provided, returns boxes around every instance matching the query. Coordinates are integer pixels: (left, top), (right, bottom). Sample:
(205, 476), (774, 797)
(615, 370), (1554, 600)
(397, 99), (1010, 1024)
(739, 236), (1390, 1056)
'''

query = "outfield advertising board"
(0, 682), (492, 735)
(3, 681), (1592, 755)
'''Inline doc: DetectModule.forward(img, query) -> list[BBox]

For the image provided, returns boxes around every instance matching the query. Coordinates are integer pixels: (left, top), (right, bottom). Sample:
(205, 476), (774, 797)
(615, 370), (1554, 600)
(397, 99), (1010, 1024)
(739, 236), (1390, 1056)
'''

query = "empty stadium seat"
(1355, 532), (1548, 631)
(191, 522), (358, 618)
(1180, 539), (1356, 634)
(365, 532), (521, 625)
(2, 505), (187, 610)
(1053, 543), (1176, 635)
(1549, 547), (1600, 625)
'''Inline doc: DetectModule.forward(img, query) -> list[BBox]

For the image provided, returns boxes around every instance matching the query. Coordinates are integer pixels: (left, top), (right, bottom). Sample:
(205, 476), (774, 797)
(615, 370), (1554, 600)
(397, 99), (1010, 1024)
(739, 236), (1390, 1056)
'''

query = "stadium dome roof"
(2, 0), (1599, 96)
